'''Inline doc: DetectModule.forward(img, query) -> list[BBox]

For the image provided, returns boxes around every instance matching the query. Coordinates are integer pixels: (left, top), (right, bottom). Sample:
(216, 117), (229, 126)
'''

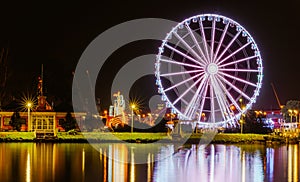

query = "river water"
(0, 142), (299, 182)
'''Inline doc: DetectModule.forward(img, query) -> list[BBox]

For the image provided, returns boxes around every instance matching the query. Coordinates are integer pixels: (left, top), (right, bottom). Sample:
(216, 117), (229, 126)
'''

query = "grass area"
(57, 132), (170, 142)
(0, 132), (170, 142)
(0, 132), (35, 140)
(212, 133), (268, 143)
(0, 131), (289, 144)
(183, 133), (268, 143)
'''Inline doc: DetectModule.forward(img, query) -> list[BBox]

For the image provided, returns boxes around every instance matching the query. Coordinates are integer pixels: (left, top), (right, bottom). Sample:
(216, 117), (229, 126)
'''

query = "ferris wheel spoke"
(160, 69), (202, 77)
(213, 23), (229, 62)
(213, 76), (233, 120)
(215, 77), (235, 118)
(218, 71), (257, 87)
(218, 92), (232, 121)
(160, 58), (203, 69)
(210, 19), (216, 62)
(219, 68), (259, 72)
(209, 78), (216, 123)
(214, 31), (241, 64)
(219, 55), (258, 68)
(185, 22), (209, 64)
(216, 95), (230, 123)
(173, 32), (207, 66)
(215, 76), (242, 112)
(211, 77), (229, 122)
(172, 74), (206, 106)
(165, 44), (203, 67)
(199, 20), (210, 61)
(217, 75), (251, 101)
(184, 75), (208, 118)
(164, 72), (204, 92)
(217, 42), (251, 66)
(197, 79), (209, 121)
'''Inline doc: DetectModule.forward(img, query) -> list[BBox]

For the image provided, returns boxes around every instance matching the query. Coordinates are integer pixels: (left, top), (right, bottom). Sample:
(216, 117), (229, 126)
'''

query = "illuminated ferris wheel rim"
(155, 13), (263, 125)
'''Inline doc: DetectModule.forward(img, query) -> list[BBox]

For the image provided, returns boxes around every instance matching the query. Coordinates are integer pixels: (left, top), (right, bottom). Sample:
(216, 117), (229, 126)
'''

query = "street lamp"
(294, 110), (298, 130)
(240, 114), (245, 134)
(239, 98), (243, 105)
(147, 113), (152, 125)
(26, 102), (33, 132)
(201, 113), (206, 121)
(131, 104), (135, 133)
(288, 109), (293, 122)
(294, 110), (298, 123)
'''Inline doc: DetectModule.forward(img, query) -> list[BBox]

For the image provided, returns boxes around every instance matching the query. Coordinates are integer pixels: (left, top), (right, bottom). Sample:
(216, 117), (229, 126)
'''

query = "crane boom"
(271, 82), (283, 109)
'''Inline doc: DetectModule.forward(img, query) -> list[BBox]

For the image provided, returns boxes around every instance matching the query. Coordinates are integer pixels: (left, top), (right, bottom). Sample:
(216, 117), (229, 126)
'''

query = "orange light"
(230, 105), (236, 110)
(26, 102), (32, 108)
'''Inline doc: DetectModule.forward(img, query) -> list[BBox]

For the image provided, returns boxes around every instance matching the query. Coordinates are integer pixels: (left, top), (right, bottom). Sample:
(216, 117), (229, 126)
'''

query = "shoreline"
(0, 132), (298, 144)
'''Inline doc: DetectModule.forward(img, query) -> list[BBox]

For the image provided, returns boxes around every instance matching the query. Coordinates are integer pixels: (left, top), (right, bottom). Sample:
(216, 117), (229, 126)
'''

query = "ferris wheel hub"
(206, 63), (219, 75)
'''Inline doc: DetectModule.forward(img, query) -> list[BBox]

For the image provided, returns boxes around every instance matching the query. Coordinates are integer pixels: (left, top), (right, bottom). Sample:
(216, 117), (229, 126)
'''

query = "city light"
(19, 93), (36, 132)
(27, 102), (32, 108)
(26, 101), (33, 132)
(20, 93), (36, 112)
(230, 105), (236, 111)
(131, 104), (136, 133)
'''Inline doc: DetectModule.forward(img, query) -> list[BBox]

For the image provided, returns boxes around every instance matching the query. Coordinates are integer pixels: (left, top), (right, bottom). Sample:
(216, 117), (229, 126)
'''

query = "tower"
(36, 64), (53, 111)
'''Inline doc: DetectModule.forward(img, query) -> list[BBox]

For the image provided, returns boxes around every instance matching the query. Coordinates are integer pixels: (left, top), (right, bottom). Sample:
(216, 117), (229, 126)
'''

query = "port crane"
(271, 82), (284, 109)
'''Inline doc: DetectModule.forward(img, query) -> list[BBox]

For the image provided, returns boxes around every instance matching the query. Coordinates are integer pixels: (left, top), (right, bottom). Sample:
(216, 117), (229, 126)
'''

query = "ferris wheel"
(155, 14), (263, 127)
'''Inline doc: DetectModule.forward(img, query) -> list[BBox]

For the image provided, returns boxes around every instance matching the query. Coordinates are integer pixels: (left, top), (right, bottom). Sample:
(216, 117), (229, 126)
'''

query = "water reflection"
(26, 151), (30, 182)
(0, 143), (299, 182)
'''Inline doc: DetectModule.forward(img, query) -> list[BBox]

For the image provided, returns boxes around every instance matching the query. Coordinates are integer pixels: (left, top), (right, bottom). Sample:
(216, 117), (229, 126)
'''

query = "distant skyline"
(0, 0), (299, 110)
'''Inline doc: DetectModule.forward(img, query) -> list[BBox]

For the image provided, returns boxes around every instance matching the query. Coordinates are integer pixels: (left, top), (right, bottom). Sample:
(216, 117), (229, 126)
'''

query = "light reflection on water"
(0, 143), (299, 182)
(153, 145), (265, 182)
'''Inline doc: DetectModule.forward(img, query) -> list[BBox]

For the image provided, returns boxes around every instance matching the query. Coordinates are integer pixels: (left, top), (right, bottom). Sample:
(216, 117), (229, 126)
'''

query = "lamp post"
(131, 104), (135, 133)
(240, 114), (245, 134)
(239, 98), (243, 106)
(103, 110), (108, 126)
(294, 110), (298, 123)
(26, 102), (32, 132)
(288, 109), (293, 122)
(294, 110), (298, 129)
(239, 98), (245, 134)
(148, 113), (152, 126)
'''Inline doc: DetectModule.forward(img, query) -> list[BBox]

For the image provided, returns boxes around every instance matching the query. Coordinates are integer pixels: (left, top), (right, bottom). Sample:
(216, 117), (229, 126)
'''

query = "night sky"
(0, 0), (299, 111)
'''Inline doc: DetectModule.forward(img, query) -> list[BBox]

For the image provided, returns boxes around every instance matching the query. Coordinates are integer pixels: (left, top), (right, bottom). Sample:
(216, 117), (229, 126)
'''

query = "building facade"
(0, 111), (86, 136)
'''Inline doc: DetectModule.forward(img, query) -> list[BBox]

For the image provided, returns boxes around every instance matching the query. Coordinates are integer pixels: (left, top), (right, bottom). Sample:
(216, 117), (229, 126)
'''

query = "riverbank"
(0, 132), (169, 143)
(0, 132), (297, 144)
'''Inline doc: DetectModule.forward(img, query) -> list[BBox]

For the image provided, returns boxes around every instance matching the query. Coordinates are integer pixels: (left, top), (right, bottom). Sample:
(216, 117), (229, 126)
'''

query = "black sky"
(0, 0), (300, 110)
